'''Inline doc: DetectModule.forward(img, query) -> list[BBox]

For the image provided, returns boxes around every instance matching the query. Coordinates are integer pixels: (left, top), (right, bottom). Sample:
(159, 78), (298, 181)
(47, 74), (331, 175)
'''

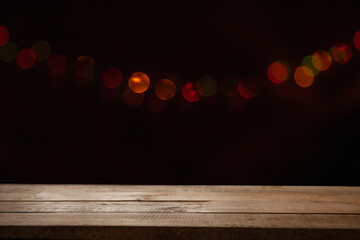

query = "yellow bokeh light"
(312, 50), (332, 71)
(129, 72), (150, 93)
(155, 79), (176, 100)
(294, 66), (314, 88)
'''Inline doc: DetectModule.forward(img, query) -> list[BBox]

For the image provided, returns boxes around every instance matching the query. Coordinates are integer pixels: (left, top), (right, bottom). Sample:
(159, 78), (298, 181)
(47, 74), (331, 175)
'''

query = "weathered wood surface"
(0, 184), (359, 240)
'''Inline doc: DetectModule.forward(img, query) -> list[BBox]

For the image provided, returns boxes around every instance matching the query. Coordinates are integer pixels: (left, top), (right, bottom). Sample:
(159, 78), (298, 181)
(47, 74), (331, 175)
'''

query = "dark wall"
(0, 0), (359, 185)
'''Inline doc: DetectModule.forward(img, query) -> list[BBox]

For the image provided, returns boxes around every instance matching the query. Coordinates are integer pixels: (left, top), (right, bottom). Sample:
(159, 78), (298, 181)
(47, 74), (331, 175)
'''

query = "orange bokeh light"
(123, 87), (145, 107)
(329, 43), (351, 64)
(129, 72), (150, 93)
(294, 66), (314, 88)
(353, 31), (360, 51)
(16, 48), (36, 70)
(47, 53), (67, 74)
(155, 79), (176, 100)
(312, 50), (332, 71)
(182, 82), (201, 102)
(102, 67), (123, 88)
(0, 26), (9, 47)
(267, 61), (290, 84)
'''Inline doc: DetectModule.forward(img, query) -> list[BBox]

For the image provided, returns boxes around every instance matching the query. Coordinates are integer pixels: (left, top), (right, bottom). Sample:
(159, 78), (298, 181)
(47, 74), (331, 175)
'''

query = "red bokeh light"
(329, 43), (351, 64)
(0, 26), (9, 47)
(47, 53), (67, 74)
(353, 31), (360, 51)
(182, 82), (201, 102)
(16, 48), (36, 70)
(237, 81), (257, 99)
(267, 62), (289, 84)
(102, 67), (123, 88)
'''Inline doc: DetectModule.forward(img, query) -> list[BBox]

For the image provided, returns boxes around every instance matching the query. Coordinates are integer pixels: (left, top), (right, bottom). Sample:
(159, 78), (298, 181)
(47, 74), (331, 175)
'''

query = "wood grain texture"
(0, 200), (359, 214)
(0, 184), (359, 240)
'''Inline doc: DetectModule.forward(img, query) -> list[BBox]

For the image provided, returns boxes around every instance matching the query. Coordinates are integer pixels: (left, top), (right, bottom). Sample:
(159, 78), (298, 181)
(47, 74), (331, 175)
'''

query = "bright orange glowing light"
(353, 31), (360, 51)
(294, 66), (314, 88)
(123, 87), (145, 107)
(195, 76), (217, 96)
(237, 81), (257, 99)
(128, 72), (150, 93)
(329, 43), (351, 64)
(155, 79), (176, 100)
(102, 67), (123, 88)
(267, 61), (290, 84)
(220, 77), (238, 96)
(0, 26), (9, 47)
(47, 53), (67, 74)
(0, 41), (18, 63)
(32, 41), (51, 62)
(312, 50), (332, 71)
(16, 48), (36, 70)
(182, 82), (201, 102)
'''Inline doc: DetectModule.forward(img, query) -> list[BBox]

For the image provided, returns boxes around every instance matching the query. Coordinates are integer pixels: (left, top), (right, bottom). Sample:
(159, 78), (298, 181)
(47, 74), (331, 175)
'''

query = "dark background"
(0, 0), (360, 185)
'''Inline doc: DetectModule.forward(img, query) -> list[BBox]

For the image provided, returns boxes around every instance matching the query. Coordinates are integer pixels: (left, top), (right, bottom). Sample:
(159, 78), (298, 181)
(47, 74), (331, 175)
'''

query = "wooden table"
(0, 185), (359, 239)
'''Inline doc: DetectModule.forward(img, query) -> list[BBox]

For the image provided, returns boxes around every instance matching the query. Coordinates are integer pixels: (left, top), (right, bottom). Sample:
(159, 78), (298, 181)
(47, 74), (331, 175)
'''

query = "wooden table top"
(0, 184), (359, 240)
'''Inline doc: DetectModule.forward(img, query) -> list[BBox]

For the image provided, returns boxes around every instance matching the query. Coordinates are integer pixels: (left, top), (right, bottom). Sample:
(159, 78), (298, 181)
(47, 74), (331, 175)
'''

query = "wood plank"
(0, 200), (359, 214)
(1, 213), (359, 229)
(1, 184), (359, 202)
(1, 185), (359, 240)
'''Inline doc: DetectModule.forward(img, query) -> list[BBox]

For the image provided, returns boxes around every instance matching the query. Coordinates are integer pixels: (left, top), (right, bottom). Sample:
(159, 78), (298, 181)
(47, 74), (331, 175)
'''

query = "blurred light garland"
(0, 25), (359, 111)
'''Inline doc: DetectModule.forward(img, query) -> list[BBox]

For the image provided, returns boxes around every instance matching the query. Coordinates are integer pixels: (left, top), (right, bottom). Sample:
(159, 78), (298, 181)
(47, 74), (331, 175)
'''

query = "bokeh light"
(123, 87), (145, 107)
(32, 41), (51, 62)
(195, 76), (217, 96)
(16, 48), (36, 70)
(155, 78), (176, 100)
(0, 41), (18, 63)
(182, 82), (201, 102)
(0, 26), (9, 47)
(237, 81), (257, 99)
(47, 53), (67, 74)
(353, 31), (360, 51)
(302, 55), (320, 76)
(329, 43), (351, 64)
(102, 67), (123, 88)
(147, 93), (169, 113)
(75, 56), (95, 86)
(312, 50), (332, 71)
(128, 72), (150, 93)
(220, 77), (238, 96)
(294, 66), (314, 88)
(267, 60), (291, 84)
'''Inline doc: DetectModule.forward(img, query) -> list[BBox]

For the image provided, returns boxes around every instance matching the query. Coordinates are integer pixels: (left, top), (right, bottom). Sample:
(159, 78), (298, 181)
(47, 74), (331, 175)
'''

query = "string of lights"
(1, 25), (359, 113)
